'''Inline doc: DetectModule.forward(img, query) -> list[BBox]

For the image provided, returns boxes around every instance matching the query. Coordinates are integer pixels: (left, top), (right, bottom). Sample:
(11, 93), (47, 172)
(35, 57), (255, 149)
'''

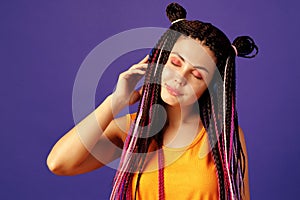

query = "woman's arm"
(238, 127), (250, 200)
(46, 55), (148, 176)
(46, 95), (126, 175)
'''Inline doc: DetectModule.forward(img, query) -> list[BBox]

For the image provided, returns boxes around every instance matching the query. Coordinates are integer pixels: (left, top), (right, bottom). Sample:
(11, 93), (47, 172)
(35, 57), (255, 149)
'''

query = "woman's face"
(161, 36), (217, 107)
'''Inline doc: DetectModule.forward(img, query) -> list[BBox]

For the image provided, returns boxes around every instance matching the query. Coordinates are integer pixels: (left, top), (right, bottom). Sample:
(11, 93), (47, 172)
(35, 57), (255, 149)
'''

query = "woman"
(47, 2), (258, 200)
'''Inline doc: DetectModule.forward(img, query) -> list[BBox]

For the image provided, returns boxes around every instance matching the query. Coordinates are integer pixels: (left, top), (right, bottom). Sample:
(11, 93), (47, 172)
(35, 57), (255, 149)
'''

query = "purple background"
(1, 0), (299, 199)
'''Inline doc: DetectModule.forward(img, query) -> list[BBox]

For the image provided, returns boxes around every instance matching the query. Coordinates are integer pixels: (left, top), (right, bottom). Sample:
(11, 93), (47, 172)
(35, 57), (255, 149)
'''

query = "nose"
(174, 75), (186, 86)
(173, 64), (190, 86)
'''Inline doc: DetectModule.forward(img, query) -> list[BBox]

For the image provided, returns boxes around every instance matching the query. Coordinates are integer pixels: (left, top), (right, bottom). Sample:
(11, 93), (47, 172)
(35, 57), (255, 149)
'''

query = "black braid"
(116, 29), (171, 199)
(201, 96), (226, 200)
(233, 36), (258, 58)
(132, 29), (180, 200)
(166, 2), (187, 22)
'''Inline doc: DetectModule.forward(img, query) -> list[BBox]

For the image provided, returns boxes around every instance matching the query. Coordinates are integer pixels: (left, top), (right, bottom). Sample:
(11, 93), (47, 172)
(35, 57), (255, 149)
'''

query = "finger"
(122, 69), (146, 79)
(129, 63), (147, 71)
(138, 55), (149, 64)
(130, 69), (146, 75)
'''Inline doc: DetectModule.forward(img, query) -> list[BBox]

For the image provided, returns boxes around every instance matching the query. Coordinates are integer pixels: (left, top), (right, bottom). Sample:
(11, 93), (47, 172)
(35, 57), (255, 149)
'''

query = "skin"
(160, 36), (217, 147)
(46, 36), (250, 199)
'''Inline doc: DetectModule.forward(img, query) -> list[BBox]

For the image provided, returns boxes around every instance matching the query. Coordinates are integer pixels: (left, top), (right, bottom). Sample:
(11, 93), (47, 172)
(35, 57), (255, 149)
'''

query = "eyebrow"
(171, 52), (209, 74)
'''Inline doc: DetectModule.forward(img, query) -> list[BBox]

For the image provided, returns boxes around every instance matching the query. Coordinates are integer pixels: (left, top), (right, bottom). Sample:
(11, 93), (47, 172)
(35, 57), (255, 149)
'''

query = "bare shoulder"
(238, 126), (250, 200)
(238, 126), (248, 153)
(237, 126), (249, 160)
(239, 126), (246, 145)
(103, 113), (133, 147)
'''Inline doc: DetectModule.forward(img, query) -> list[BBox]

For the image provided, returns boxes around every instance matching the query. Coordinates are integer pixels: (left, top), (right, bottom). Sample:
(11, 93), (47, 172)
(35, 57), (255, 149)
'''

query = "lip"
(165, 84), (183, 96)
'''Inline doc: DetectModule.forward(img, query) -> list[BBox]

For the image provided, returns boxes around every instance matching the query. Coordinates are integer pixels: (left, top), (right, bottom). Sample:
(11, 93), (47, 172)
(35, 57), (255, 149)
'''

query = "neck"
(162, 103), (203, 148)
(165, 103), (200, 128)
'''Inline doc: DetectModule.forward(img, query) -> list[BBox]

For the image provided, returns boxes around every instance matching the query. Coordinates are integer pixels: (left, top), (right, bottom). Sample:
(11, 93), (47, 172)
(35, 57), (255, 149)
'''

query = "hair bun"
(232, 36), (258, 58)
(166, 2), (187, 23)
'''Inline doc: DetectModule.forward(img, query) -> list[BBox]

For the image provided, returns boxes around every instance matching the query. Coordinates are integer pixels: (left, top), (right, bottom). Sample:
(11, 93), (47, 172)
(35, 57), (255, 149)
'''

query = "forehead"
(171, 36), (216, 68)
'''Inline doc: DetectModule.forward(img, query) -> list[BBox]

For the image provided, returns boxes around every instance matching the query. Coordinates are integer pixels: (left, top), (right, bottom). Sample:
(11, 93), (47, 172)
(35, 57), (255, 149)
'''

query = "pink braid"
(228, 92), (235, 165)
(158, 148), (165, 200)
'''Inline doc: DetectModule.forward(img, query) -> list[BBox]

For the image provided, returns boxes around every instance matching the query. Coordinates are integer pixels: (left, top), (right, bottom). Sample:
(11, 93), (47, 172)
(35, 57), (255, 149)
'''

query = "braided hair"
(110, 2), (258, 200)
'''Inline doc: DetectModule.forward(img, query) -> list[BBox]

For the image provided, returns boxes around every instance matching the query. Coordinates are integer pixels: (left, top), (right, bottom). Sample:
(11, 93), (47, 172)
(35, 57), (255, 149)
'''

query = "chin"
(161, 90), (197, 108)
(161, 96), (180, 106)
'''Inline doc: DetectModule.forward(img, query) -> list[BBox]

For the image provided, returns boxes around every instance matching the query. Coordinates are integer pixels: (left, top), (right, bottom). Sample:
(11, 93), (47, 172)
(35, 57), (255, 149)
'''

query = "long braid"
(135, 30), (180, 200)
(111, 28), (180, 200)
(223, 57), (236, 199)
(110, 30), (169, 200)
(199, 93), (226, 200)
(158, 134), (165, 200)
(228, 55), (246, 199)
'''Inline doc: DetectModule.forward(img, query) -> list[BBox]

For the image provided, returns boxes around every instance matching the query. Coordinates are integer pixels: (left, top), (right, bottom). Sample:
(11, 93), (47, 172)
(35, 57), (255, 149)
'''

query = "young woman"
(47, 3), (258, 200)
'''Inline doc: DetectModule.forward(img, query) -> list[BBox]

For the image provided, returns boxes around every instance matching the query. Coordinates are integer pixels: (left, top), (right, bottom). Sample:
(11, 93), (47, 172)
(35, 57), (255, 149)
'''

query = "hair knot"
(232, 36), (258, 58)
(166, 2), (187, 23)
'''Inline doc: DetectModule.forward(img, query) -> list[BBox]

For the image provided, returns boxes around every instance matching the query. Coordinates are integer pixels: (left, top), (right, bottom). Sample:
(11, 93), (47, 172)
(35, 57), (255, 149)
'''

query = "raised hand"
(112, 55), (149, 108)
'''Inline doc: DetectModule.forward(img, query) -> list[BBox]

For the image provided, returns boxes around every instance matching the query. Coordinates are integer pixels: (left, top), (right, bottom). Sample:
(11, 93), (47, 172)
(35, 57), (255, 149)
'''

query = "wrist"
(110, 93), (128, 112)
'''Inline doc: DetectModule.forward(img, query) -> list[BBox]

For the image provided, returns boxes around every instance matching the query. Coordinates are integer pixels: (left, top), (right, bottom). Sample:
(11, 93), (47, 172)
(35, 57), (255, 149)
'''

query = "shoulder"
(237, 126), (247, 152)
(237, 126), (250, 200)
(237, 126), (249, 159)
(112, 112), (137, 143)
(100, 113), (135, 149)
(238, 126), (245, 141)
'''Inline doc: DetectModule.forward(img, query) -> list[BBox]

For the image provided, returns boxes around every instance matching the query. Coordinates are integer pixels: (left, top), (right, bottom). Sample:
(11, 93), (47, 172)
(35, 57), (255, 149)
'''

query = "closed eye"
(171, 57), (181, 66)
(170, 52), (210, 74)
(170, 57), (203, 79)
(192, 70), (203, 79)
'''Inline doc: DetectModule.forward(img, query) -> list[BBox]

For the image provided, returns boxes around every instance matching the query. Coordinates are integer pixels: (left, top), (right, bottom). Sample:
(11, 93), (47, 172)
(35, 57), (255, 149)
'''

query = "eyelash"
(192, 71), (203, 79)
(171, 58), (180, 66)
(170, 58), (203, 80)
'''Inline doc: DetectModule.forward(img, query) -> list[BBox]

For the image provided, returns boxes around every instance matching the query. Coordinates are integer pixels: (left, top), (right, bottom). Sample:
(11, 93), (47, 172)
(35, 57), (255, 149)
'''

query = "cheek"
(161, 67), (175, 82)
(195, 87), (207, 99)
(188, 82), (208, 100)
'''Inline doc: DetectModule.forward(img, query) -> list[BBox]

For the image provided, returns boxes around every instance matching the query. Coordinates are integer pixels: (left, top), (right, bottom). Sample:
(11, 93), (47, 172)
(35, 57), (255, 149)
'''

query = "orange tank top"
(124, 113), (219, 200)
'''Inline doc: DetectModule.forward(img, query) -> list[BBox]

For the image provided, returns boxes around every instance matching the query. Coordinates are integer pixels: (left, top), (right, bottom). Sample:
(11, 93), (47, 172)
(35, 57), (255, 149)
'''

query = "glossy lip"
(164, 83), (183, 96)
